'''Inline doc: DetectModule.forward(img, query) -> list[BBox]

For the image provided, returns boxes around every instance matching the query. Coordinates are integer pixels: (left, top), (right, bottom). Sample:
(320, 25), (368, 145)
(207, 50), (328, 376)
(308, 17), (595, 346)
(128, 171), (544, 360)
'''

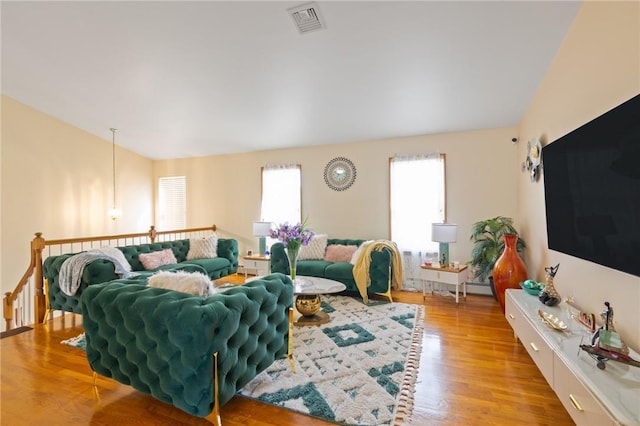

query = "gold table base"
(294, 294), (330, 326)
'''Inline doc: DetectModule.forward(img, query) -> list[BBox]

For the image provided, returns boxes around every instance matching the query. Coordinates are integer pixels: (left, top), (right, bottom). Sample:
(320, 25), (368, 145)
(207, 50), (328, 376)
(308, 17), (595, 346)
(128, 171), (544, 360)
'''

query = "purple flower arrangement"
(270, 220), (315, 250)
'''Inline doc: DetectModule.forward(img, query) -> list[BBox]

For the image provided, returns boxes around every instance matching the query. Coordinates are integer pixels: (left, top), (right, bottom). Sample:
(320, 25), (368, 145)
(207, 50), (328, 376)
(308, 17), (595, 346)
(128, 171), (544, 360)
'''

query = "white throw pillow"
(187, 235), (218, 260)
(350, 240), (374, 264)
(298, 234), (329, 260)
(148, 270), (215, 296)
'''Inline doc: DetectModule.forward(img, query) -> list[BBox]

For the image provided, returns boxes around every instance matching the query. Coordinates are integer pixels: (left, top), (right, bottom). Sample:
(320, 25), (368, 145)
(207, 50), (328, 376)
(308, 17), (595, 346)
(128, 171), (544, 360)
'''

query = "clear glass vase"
(286, 246), (300, 281)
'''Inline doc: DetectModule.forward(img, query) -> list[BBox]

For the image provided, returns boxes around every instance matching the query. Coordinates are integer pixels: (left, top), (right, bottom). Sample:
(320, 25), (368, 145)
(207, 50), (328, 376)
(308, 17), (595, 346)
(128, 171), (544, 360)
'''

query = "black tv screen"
(542, 94), (640, 277)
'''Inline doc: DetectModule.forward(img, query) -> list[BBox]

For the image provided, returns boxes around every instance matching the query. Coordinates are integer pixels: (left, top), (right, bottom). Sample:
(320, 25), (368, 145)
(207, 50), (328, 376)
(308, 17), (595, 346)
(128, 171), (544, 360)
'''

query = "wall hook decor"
(521, 137), (542, 182)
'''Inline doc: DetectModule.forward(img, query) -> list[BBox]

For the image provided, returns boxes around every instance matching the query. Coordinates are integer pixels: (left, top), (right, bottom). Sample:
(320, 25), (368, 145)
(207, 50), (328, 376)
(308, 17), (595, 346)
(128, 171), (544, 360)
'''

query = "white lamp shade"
(432, 223), (457, 243)
(253, 221), (273, 237)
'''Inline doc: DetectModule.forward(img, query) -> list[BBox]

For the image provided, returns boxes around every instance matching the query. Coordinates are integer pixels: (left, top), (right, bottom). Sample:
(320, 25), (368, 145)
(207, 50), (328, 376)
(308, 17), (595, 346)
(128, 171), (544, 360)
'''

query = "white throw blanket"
(147, 270), (216, 296)
(59, 246), (134, 296)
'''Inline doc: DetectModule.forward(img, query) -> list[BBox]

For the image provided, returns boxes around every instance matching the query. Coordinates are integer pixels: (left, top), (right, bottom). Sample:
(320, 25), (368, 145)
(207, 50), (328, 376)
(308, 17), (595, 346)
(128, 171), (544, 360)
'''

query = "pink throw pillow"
(139, 248), (178, 270)
(324, 244), (358, 263)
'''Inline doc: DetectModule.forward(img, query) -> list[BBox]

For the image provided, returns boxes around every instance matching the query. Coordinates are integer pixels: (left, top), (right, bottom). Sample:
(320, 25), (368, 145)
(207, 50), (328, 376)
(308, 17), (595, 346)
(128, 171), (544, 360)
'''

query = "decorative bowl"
(520, 280), (544, 296)
(538, 309), (568, 331)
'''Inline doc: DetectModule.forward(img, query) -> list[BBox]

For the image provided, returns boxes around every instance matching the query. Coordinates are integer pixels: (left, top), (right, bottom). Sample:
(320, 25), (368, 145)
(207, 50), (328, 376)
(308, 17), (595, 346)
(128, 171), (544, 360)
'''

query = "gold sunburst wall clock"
(324, 157), (356, 191)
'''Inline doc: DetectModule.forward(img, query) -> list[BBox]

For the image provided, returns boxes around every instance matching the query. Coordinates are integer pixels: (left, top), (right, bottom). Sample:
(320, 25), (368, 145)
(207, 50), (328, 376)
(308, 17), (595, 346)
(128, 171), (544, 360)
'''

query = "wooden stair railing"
(3, 225), (217, 331)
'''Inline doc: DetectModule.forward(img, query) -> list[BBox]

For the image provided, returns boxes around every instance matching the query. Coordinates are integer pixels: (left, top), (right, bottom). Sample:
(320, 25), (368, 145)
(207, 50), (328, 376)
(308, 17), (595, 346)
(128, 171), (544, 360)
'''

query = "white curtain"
(390, 154), (445, 290)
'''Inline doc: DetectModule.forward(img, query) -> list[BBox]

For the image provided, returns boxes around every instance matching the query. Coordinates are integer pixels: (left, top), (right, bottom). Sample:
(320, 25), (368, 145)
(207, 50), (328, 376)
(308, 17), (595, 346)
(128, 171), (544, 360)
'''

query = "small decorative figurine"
(538, 263), (561, 306)
(565, 296), (596, 331)
(595, 302), (629, 355)
(580, 302), (639, 370)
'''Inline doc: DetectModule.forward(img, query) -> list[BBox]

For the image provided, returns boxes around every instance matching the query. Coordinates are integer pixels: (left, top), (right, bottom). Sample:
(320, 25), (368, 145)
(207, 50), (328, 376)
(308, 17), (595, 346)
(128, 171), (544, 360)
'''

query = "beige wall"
(518, 1), (640, 349)
(1, 95), (154, 303)
(7, 2), (637, 351)
(155, 126), (521, 269)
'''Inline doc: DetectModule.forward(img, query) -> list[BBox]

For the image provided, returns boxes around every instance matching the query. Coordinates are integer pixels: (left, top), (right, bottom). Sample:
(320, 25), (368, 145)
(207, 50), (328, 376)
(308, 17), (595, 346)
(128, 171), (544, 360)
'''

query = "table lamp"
(432, 223), (457, 267)
(252, 221), (272, 256)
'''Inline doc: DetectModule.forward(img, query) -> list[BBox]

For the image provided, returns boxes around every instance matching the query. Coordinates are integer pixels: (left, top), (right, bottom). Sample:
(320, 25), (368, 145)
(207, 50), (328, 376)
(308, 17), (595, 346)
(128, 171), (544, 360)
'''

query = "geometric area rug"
(238, 295), (424, 425)
(62, 295), (424, 425)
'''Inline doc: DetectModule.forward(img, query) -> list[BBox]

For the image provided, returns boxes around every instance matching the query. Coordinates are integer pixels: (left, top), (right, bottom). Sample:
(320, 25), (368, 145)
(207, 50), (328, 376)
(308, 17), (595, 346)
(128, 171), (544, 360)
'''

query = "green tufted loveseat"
(270, 238), (394, 300)
(81, 273), (293, 418)
(44, 238), (238, 314)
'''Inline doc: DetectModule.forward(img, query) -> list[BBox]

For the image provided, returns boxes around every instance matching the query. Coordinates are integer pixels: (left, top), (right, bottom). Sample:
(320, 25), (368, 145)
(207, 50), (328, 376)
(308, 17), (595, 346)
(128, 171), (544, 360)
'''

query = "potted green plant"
(469, 216), (526, 299)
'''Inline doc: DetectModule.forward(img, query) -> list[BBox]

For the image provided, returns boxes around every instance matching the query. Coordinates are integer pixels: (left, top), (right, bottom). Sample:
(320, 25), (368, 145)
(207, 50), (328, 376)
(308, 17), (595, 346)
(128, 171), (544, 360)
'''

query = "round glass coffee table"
(293, 276), (346, 326)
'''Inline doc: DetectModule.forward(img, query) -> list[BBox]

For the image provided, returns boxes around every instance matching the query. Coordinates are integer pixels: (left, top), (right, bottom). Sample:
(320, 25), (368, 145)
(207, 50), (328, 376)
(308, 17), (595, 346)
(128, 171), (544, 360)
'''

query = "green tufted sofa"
(81, 273), (293, 418)
(269, 238), (394, 300)
(44, 238), (238, 314)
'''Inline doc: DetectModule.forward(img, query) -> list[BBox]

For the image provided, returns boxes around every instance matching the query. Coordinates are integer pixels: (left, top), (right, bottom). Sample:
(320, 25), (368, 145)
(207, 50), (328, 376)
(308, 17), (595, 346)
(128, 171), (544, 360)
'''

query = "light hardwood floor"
(0, 276), (575, 425)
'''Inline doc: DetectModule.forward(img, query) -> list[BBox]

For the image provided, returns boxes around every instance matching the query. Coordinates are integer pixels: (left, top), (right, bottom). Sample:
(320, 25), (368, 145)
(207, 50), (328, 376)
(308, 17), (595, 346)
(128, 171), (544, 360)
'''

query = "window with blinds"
(157, 176), (186, 230)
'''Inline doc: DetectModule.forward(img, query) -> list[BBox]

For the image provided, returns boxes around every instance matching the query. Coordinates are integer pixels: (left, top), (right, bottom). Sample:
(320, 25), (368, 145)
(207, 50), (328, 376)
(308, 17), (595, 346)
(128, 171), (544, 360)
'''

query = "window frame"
(388, 153), (447, 253)
(260, 164), (302, 225)
(157, 175), (187, 230)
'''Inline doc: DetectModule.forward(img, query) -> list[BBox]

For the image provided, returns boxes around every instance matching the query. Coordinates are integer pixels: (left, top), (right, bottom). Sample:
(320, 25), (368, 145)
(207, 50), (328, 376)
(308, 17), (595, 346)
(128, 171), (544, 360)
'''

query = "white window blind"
(157, 176), (186, 230)
(260, 164), (301, 226)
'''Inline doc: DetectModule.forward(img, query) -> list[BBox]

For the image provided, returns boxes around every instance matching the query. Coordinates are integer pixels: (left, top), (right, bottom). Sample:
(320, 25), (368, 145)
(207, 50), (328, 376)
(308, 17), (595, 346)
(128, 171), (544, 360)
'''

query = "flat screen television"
(542, 94), (640, 277)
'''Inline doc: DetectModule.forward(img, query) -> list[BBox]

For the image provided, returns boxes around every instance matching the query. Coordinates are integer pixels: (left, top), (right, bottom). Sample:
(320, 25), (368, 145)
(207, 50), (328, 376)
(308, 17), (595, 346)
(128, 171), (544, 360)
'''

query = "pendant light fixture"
(108, 128), (122, 220)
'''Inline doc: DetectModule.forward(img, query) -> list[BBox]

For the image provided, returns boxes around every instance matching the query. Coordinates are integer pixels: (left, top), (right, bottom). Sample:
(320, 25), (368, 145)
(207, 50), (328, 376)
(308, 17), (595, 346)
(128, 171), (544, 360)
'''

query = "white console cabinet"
(506, 289), (640, 426)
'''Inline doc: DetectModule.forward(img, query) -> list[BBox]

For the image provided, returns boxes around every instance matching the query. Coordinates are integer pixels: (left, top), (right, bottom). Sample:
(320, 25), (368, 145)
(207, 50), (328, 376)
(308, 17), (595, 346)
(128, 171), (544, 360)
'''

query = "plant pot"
(492, 234), (527, 313)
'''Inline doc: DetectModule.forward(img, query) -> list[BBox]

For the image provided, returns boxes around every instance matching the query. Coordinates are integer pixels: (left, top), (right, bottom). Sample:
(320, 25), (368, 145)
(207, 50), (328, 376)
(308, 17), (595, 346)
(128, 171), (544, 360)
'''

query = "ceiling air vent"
(287, 2), (325, 34)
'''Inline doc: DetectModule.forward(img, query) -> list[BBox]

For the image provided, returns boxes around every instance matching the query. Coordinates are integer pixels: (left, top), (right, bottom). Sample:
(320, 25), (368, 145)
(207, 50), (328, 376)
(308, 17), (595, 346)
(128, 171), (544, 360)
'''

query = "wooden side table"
(243, 255), (271, 278)
(420, 264), (468, 303)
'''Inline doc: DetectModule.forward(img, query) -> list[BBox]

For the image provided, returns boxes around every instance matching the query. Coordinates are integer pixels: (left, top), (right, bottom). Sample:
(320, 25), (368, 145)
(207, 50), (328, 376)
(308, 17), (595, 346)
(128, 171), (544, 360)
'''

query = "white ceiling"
(2, 1), (582, 160)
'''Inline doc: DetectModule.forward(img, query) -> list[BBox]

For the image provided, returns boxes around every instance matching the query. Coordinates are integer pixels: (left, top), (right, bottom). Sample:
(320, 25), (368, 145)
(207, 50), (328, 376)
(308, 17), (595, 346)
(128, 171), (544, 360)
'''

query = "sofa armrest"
(269, 242), (289, 274)
(81, 273), (292, 417)
(43, 254), (120, 313)
(369, 248), (393, 288)
(216, 238), (239, 271)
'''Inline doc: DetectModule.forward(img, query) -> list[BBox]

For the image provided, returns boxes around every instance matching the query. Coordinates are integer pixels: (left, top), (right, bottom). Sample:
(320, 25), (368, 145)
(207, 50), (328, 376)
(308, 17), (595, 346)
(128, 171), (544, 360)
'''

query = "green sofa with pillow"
(269, 235), (396, 300)
(43, 237), (238, 314)
(81, 273), (293, 418)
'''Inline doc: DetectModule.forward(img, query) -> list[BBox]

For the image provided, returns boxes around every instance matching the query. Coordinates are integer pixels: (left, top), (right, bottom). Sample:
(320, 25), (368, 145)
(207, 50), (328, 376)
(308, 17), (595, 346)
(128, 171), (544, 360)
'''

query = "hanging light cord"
(110, 128), (117, 209)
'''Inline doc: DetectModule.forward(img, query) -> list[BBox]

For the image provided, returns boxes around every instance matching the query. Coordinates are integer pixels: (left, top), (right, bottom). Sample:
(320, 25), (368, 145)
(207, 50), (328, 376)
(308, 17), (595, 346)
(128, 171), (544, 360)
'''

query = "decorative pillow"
(298, 234), (328, 260)
(187, 235), (218, 260)
(148, 270), (215, 297)
(324, 244), (358, 263)
(350, 240), (374, 264)
(139, 248), (177, 270)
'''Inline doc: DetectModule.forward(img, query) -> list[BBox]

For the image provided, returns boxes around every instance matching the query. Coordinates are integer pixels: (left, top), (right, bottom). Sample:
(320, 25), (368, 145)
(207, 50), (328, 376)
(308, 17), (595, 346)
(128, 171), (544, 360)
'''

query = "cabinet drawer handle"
(508, 314), (515, 320)
(529, 342), (539, 352)
(569, 394), (584, 412)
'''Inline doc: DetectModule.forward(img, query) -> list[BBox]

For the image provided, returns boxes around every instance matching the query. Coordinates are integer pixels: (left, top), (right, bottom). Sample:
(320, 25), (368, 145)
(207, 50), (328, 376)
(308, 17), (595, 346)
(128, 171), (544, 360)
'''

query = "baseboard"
(1, 326), (33, 339)
(466, 282), (493, 296)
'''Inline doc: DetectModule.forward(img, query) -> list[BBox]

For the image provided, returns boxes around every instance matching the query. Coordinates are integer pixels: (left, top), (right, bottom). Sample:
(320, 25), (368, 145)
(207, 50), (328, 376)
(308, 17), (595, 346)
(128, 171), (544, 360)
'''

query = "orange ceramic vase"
(493, 234), (527, 313)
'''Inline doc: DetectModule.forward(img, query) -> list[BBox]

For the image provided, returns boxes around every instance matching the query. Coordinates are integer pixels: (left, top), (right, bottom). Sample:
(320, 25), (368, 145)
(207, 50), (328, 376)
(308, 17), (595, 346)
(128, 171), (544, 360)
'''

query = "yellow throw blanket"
(352, 240), (403, 303)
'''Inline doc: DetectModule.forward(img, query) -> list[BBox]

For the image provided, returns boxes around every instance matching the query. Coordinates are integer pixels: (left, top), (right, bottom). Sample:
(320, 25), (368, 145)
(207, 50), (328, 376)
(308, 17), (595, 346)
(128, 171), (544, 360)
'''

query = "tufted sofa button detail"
(269, 239), (394, 299)
(43, 238), (239, 315)
(81, 273), (293, 417)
